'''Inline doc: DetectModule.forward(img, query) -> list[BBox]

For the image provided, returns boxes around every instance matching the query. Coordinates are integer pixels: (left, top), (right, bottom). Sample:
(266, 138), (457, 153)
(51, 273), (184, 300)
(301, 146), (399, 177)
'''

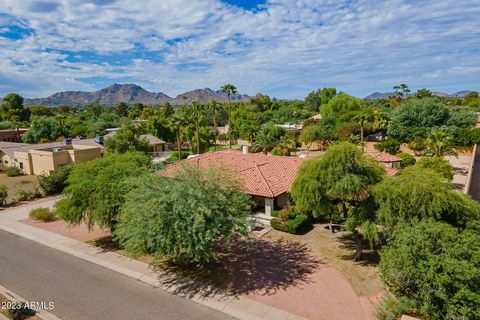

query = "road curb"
(0, 200), (306, 320)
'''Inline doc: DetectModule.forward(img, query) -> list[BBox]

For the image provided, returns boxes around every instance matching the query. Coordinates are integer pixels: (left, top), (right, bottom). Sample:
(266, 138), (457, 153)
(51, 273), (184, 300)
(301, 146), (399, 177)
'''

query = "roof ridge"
(253, 163), (275, 198)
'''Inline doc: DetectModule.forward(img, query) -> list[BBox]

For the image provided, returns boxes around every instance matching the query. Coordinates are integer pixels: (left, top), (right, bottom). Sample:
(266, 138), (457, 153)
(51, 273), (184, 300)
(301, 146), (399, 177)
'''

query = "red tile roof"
(160, 150), (305, 197)
(373, 152), (402, 163)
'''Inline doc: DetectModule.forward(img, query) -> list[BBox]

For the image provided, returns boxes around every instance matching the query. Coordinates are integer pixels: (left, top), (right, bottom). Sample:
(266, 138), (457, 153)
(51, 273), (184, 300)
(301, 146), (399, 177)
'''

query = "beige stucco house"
(0, 141), (101, 176)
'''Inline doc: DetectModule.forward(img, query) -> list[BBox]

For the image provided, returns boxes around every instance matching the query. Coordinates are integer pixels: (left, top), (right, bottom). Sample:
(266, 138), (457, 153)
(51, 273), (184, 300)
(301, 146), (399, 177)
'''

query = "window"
(19, 162), (23, 169)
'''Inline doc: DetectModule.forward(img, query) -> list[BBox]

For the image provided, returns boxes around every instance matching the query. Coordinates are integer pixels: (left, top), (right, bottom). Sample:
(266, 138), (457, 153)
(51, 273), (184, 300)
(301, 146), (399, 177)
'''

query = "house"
(0, 128), (28, 142)
(0, 140), (101, 176)
(104, 130), (167, 152)
(372, 152), (402, 176)
(160, 149), (305, 219)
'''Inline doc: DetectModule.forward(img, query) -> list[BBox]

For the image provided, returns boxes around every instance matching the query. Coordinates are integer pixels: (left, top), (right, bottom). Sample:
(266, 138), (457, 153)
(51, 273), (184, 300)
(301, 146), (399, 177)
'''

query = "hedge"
(270, 212), (309, 234)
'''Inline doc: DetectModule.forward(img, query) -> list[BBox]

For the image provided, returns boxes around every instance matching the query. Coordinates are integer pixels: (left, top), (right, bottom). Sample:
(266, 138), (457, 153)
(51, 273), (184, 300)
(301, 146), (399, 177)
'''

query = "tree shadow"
(88, 235), (121, 252)
(337, 233), (380, 266)
(154, 237), (325, 299)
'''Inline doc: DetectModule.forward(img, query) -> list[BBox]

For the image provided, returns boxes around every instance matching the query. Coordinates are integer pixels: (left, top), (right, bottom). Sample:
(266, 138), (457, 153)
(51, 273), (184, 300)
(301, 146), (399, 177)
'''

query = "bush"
(17, 188), (42, 202)
(270, 209), (309, 234)
(38, 164), (72, 195)
(7, 302), (36, 320)
(376, 139), (401, 154)
(416, 156), (454, 180)
(0, 184), (7, 205)
(396, 152), (416, 168)
(4, 166), (23, 177)
(169, 151), (191, 160)
(271, 210), (280, 217)
(376, 295), (417, 320)
(29, 207), (56, 222)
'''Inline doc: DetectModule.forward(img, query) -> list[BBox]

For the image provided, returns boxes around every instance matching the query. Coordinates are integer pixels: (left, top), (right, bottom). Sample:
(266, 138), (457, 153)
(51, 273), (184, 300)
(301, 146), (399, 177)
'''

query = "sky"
(0, 0), (479, 99)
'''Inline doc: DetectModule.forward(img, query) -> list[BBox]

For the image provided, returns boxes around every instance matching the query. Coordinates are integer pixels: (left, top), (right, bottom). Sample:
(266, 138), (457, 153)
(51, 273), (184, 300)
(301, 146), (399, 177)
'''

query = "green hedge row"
(270, 212), (309, 234)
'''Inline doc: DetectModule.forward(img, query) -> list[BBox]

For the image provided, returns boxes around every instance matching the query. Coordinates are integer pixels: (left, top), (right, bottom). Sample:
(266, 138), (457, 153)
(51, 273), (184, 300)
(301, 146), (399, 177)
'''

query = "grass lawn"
(265, 223), (384, 297)
(0, 173), (39, 204)
(207, 144), (240, 152)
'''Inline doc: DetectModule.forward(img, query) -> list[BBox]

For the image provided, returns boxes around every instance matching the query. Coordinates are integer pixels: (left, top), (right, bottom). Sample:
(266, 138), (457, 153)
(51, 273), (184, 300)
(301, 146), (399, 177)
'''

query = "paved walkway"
(0, 198), (305, 320)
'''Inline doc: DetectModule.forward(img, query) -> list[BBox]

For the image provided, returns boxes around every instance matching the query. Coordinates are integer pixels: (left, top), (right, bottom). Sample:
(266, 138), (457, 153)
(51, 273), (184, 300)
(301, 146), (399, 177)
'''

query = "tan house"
(0, 141), (101, 176)
(160, 149), (305, 220)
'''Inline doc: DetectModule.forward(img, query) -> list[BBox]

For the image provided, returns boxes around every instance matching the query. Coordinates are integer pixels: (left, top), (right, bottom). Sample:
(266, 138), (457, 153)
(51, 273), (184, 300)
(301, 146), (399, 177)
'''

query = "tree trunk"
(213, 111), (217, 151)
(177, 126), (182, 160)
(16, 126), (20, 142)
(354, 232), (363, 261)
(195, 119), (200, 154)
(360, 126), (364, 153)
(228, 95), (232, 149)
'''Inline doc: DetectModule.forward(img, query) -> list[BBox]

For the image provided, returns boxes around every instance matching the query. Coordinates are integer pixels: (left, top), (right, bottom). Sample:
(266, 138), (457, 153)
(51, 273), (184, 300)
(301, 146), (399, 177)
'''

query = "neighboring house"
(0, 128), (28, 142)
(372, 152), (401, 176)
(0, 140), (101, 176)
(104, 130), (167, 152)
(276, 123), (303, 131)
(160, 149), (305, 219)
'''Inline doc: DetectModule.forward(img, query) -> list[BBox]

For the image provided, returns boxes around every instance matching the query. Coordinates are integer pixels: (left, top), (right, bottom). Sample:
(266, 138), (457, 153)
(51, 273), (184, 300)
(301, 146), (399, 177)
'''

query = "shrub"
(376, 295), (417, 320)
(38, 164), (72, 195)
(270, 210), (309, 234)
(396, 152), (416, 168)
(17, 188), (42, 202)
(376, 139), (401, 154)
(29, 207), (56, 222)
(169, 151), (191, 160)
(0, 184), (7, 205)
(4, 166), (23, 177)
(416, 156), (454, 180)
(271, 210), (280, 217)
(7, 302), (36, 320)
(407, 138), (427, 156)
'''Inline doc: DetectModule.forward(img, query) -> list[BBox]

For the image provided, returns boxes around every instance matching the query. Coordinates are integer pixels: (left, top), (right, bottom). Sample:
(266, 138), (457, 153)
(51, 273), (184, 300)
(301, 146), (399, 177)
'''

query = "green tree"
(320, 93), (363, 119)
(1, 93), (30, 140)
(393, 83), (410, 98)
(291, 142), (384, 260)
(231, 105), (261, 142)
(104, 122), (150, 154)
(353, 112), (372, 153)
(320, 88), (337, 106)
(379, 221), (480, 320)
(146, 115), (174, 142)
(395, 152), (416, 168)
(388, 98), (449, 141)
(221, 84), (238, 148)
(374, 166), (479, 230)
(38, 164), (73, 195)
(0, 185), (7, 206)
(299, 125), (321, 150)
(413, 88), (432, 98)
(207, 101), (221, 150)
(424, 130), (457, 157)
(304, 89), (322, 112)
(415, 156), (454, 180)
(170, 110), (190, 160)
(373, 112), (391, 139)
(446, 107), (476, 128)
(23, 116), (64, 143)
(55, 152), (151, 232)
(253, 123), (286, 154)
(185, 102), (203, 154)
(376, 138), (401, 154)
(114, 102), (129, 117)
(115, 164), (252, 266)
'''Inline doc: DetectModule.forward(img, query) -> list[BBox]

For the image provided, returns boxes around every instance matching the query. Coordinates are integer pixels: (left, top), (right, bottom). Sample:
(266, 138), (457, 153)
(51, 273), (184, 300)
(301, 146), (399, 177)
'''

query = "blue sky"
(0, 0), (479, 99)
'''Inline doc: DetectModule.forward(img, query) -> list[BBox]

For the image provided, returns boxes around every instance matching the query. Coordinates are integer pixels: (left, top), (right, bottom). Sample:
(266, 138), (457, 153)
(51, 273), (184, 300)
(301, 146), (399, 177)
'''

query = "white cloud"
(0, 0), (479, 98)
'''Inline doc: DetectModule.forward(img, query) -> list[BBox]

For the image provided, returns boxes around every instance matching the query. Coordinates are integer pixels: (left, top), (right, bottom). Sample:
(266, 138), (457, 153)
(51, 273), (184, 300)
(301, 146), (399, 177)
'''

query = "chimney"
(242, 145), (248, 155)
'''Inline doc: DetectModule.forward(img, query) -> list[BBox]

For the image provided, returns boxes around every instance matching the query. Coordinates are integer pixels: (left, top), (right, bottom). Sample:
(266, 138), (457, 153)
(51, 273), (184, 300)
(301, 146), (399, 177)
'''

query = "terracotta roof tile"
(373, 152), (402, 162)
(160, 150), (305, 197)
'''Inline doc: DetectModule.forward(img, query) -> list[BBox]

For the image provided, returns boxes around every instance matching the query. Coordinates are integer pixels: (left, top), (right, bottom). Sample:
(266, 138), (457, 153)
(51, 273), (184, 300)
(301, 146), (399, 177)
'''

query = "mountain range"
(23, 84), (251, 106)
(364, 90), (474, 100)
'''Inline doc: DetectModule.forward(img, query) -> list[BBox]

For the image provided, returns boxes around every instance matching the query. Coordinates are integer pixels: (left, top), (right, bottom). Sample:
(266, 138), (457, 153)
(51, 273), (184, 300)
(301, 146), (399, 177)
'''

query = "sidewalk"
(0, 198), (305, 320)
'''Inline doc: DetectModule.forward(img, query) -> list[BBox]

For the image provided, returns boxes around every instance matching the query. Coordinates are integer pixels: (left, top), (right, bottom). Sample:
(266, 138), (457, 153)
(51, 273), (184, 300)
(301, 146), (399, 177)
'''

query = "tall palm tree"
(353, 112), (372, 153)
(171, 110), (189, 160)
(221, 84), (237, 148)
(253, 133), (275, 155)
(373, 112), (391, 139)
(207, 101), (221, 150)
(186, 102), (202, 154)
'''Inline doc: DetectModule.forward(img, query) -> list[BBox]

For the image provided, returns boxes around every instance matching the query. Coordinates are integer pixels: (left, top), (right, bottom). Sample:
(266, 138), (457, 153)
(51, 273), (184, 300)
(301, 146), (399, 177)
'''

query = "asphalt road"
(0, 230), (232, 320)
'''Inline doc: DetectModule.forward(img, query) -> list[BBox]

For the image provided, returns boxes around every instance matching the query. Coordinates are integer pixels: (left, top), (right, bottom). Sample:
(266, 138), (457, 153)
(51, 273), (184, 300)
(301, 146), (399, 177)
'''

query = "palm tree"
(425, 130), (457, 157)
(171, 111), (189, 160)
(207, 101), (221, 150)
(373, 112), (391, 139)
(353, 112), (372, 153)
(393, 83), (410, 98)
(253, 133), (275, 155)
(186, 102), (202, 154)
(221, 84), (237, 148)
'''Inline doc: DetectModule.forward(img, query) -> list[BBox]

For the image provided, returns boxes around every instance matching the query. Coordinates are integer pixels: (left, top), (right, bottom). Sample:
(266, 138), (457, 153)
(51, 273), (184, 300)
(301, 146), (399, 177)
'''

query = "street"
(0, 230), (233, 320)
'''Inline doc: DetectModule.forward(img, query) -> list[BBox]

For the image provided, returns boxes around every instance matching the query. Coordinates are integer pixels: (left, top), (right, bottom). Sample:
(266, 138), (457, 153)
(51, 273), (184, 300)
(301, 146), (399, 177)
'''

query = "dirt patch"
(0, 293), (40, 320)
(265, 223), (384, 298)
(20, 218), (110, 242)
(0, 173), (39, 204)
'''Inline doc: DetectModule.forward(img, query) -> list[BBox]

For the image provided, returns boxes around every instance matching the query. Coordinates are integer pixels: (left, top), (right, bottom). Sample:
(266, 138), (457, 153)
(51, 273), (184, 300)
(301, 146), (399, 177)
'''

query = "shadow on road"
(155, 238), (325, 299)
